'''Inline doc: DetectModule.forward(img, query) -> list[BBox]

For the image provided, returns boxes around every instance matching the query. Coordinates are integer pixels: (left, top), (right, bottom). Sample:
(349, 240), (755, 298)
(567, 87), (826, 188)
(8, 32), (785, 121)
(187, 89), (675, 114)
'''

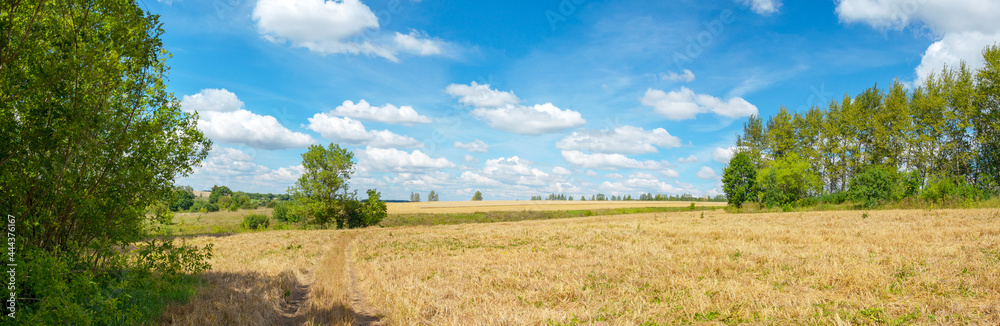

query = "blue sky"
(155, 0), (1000, 200)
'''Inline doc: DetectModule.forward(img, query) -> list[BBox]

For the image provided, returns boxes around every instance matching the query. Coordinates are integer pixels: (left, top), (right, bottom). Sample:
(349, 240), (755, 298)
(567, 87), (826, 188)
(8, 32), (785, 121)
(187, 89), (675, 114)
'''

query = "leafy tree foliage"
(428, 190), (439, 201)
(352, 189), (387, 228)
(0, 0), (213, 322)
(722, 152), (757, 208)
(291, 144), (355, 228)
(171, 186), (196, 211)
(410, 192), (421, 202)
(209, 185), (232, 204)
(757, 153), (822, 207)
(735, 45), (1000, 204)
(848, 166), (900, 208)
(472, 190), (483, 201)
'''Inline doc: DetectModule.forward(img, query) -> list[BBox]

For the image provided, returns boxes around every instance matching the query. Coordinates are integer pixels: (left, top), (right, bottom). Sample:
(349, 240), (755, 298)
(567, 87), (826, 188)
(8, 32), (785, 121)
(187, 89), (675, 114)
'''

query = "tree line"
(724, 45), (1000, 208)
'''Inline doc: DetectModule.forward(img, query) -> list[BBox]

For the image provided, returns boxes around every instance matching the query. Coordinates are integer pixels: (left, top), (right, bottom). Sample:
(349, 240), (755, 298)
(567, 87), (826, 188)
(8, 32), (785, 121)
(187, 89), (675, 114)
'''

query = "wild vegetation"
(724, 45), (1000, 210)
(0, 1), (217, 324)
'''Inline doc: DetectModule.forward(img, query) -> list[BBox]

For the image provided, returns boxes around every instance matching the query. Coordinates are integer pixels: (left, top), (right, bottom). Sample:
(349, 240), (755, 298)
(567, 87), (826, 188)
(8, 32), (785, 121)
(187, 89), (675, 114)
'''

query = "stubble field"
(163, 203), (1000, 325)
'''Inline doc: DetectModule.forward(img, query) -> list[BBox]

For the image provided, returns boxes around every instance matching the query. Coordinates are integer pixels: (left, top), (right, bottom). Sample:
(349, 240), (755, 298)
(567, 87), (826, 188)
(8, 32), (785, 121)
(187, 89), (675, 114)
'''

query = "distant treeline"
(529, 193), (728, 202)
(724, 45), (1000, 208)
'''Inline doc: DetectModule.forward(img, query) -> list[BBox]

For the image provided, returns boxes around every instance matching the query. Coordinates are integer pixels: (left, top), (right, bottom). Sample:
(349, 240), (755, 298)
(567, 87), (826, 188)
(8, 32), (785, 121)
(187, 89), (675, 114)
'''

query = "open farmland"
(163, 207), (1000, 325)
(387, 200), (725, 214)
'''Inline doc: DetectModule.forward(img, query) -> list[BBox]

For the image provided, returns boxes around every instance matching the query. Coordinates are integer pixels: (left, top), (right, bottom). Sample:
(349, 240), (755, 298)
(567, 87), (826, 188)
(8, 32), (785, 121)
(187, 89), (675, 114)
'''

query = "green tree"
(848, 166), (900, 208)
(354, 189), (387, 227)
(171, 186), (196, 212)
(291, 144), (355, 229)
(722, 152), (758, 208)
(737, 114), (768, 170)
(209, 185), (232, 204)
(757, 153), (822, 207)
(975, 44), (1000, 194)
(472, 190), (483, 201)
(0, 0), (213, 322)
(428, 190), (439, 201)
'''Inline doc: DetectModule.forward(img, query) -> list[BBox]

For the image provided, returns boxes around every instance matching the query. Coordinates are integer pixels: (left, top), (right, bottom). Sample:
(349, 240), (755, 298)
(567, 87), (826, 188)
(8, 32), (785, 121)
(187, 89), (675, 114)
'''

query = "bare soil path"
(345, 236), (384, 326)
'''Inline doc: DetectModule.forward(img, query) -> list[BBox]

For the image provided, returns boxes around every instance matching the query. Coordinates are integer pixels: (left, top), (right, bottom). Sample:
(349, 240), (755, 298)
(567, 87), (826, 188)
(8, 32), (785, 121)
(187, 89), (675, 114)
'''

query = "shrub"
(848, 166), (899, 208)
(722, 152), (757, 208)
(241, 213), (270, 230)
(756, 153), (822, 208)
(922, 175), (985, 203)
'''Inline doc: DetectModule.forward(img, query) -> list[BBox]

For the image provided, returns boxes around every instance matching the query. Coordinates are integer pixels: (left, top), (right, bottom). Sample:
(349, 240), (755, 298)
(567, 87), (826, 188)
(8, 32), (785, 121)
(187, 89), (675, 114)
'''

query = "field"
(162, 203), (1000, 325)
(387, 200), (725, 214)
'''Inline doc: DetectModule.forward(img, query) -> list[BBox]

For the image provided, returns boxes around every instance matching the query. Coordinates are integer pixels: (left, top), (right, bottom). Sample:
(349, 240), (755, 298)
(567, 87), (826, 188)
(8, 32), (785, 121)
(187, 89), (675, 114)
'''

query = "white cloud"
(387, 171), (451, 187)
(677, 155), (699, 163)
(915, 31), (1000, 82)
(471, 104), (586, 135)
(660, 69), (696, 82)
(696, 166), (718, 180)
(447, 82), (586, 134)
(463, 154), (479, 163)
(835, 0), (1000, 82)
(606, 173), (624, 179)
(481, 156), (551, 186)
(454, 140), (490, 153)
(356, 147), (455, 172)
(460, 171), (502, 186)
(641, 87), (758, 120)
(556, 126), (681, 154)
(599, 175), (687, 196)
(306, 114), (422, 148)
(661, 169), (681, 178)
(252, 0), (451, 62)
(552, 167), (573, 175)
(713, 147), (736, 164)
(445, 82), (520, 108)
(561, 150), (668, 170)
(394, 31), (445, 56)
(330, 99), (431, 125)
(178, 146), (304, 193)
(737, 0), (782, 15)
(181, 89), (316, 150)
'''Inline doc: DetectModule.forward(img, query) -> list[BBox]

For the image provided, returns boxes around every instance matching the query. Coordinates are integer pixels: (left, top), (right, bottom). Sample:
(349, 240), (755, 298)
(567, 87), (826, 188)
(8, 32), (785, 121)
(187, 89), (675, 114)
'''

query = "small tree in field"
(722, 152), (758, 208)
(472, 190), (483, 201)
(291, 144), (355, 229)
(428, 190), (439, 201)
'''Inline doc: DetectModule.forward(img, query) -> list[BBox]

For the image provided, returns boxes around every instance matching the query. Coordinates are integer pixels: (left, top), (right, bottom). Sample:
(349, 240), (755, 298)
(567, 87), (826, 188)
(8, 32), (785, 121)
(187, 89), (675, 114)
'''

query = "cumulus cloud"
(556, 126), (681, 154)
(661, 169), (681, 178)
(393, 31), (445, 56)
(641, 87), (758, 120)
(306, 114), (422, 148)
(460, 171), (502, 186)
(737, 0), (782, 15)
(660, 69), (696, 82)
(561, 150), (668, 170)
(386, 171), (451, 187)
(480, 156), (552, 186)
(677, 155), (699, 163)
(454, 140), (490, 153)
(463, 154), (479, 163)
(330, 99), (431, 125)
(252, 0), (451, 62)
(696, 166), (718, 180)
(713, 147), (736, 164)
(356, 147), (455, 172)
(552, 167), (573, 175)
(447, 82), (586, 134)
(181, 89), (315, 150)
(470, 104), (586, 135)
(178, 146), (304, 193)
(445, 82), (520, 108)
(599, 175), (687, 195)
(835, 0), (1000, 82)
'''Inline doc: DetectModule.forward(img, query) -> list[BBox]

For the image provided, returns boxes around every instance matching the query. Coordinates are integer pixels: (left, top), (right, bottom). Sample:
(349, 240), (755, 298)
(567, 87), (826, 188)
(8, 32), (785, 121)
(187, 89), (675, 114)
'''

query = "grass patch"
(379, 206), (719, 227)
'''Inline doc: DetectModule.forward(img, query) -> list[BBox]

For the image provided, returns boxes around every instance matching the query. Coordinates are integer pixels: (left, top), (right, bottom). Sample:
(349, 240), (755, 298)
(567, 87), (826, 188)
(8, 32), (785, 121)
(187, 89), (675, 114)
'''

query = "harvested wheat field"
(349, 208), (1000, 325)
(388, 200), (725, 214)
(161, 230), (359, 326)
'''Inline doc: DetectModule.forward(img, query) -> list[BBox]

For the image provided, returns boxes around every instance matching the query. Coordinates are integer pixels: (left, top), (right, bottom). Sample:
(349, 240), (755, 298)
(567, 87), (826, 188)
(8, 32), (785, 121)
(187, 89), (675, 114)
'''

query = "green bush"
(241, 213), (270, 230)
(922, 175), (985, 203)
(272, 201), (293, 222)
(848, 166), (899, 208)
